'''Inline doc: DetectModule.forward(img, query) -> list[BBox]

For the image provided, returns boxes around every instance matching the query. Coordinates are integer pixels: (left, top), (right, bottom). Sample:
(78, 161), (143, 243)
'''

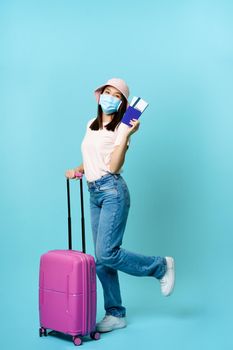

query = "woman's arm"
(109, 119), (140, 173)
(109, 136), (130, 173)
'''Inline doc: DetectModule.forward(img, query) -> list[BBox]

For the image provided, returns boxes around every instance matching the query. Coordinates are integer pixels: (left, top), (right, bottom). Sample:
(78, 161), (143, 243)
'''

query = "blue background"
(1, 0), (233, 349)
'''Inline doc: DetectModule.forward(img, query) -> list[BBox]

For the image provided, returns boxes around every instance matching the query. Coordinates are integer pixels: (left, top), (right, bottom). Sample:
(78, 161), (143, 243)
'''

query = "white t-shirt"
(81, 118), (130, 182)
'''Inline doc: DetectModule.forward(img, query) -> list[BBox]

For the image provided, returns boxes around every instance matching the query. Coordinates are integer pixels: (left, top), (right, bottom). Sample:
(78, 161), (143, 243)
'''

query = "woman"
(65, 78), (175, 333)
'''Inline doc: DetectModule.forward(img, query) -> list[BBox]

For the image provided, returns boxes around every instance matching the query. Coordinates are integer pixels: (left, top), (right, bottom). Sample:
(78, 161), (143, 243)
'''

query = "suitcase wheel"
(90, 331), (101, 340)
(73, 336), (82, 346)
(39, 327), (47, 337)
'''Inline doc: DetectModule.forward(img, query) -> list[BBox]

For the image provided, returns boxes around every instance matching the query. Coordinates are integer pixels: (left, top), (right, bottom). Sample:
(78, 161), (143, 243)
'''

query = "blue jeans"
(87, 173), (167, 318)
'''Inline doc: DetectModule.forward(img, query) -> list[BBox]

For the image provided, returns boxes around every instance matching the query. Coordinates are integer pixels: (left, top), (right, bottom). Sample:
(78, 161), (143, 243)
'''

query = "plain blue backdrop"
(1, 0), (233, 349)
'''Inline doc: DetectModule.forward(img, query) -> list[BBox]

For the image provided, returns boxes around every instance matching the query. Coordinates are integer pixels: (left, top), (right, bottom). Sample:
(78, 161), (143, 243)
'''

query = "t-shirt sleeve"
(114, 123), (131, 147)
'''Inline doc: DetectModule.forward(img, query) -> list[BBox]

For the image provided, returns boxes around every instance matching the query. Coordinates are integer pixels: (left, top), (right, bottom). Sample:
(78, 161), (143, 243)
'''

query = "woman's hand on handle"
(65, 164), (84, 180)
(74, 164), (84, 175)
(65, 169), (76, 179)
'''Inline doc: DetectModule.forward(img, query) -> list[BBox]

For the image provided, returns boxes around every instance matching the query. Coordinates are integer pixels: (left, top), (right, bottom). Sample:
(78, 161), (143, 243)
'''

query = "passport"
(121, 96), (149, 126)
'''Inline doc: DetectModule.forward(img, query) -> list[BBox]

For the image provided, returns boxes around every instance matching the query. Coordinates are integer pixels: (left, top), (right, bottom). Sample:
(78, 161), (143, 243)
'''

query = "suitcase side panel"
(51, 250), (97, 333)
(86, 255), (97, 332)
(40, 251), (86, 294)
(39, 289), (84, 335)
(39, 250), (97, 336)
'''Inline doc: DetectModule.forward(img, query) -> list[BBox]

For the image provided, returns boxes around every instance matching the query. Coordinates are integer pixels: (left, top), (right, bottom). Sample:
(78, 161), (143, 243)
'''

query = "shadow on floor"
(127, 304), (206, 320)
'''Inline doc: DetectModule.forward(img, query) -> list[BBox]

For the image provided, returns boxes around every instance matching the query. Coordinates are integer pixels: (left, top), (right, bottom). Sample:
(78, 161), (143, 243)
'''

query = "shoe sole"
(163, 257), (175, 297)
(96, 324), (127, 333)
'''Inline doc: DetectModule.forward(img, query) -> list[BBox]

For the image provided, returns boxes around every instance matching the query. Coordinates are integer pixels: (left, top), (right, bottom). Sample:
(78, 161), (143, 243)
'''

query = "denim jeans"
(87, 173), (167, 318)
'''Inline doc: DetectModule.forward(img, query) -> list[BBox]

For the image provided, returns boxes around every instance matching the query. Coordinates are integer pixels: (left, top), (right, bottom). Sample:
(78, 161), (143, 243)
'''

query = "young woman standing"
(65, 78), (175, 333)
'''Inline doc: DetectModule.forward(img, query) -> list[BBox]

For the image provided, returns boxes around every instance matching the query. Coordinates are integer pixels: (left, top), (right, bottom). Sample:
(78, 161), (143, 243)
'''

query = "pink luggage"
(39, 178), (100, 346)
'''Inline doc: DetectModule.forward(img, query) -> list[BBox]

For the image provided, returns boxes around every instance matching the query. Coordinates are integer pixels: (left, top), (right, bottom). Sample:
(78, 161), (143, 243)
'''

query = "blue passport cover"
(121, 106), (142, 126)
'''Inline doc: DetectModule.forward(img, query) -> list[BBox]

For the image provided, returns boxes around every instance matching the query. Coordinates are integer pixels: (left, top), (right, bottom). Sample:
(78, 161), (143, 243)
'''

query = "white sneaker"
(96, 315), (127, 333)
(159, 257), (175, 296)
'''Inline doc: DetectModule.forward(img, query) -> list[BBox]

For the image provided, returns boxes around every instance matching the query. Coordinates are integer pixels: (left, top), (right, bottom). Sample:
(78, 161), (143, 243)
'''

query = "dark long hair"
(89, 87), (128, 132)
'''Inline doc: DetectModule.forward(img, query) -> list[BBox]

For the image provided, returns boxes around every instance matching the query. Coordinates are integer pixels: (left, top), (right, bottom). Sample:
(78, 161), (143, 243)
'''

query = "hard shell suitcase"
(39, 178), (100, 346)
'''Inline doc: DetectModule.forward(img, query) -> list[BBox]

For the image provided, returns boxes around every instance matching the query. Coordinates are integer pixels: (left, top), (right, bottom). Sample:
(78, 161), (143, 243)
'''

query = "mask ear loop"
(117, 100), (122, 111)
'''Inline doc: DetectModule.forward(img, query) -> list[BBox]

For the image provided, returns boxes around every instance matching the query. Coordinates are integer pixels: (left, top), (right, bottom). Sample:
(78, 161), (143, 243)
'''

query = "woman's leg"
(95, 264), (126, 317)
(90, 194), (126, 317)
(95, 176), (167, 279)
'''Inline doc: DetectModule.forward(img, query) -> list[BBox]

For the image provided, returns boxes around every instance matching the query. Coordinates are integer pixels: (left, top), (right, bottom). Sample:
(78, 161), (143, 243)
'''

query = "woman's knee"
(96, 247), (119, 267)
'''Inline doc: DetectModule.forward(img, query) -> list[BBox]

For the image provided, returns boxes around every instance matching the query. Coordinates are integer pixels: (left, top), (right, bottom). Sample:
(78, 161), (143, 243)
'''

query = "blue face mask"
(99, 93), (122, 115)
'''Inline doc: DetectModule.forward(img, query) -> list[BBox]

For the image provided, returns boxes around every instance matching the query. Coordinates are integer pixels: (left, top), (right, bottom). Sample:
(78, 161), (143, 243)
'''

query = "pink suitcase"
(39, 178), (100, 346)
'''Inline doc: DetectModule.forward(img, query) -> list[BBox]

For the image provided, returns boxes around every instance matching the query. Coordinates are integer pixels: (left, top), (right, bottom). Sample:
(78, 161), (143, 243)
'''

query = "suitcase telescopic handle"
(66, 177), (86, 253)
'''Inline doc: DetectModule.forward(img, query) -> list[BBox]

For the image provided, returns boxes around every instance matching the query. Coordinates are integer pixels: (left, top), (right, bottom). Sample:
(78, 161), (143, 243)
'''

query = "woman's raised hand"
(127, 118), (140, 136)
